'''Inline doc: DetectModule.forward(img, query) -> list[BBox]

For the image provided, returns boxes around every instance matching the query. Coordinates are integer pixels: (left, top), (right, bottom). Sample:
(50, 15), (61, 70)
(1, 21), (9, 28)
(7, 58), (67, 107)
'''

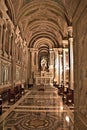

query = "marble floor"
(0, 86), (74, 130)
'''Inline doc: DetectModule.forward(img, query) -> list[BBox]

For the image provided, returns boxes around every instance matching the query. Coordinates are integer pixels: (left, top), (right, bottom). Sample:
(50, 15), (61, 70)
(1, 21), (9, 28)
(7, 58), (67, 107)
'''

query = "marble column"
(30, 48), (35, 80)
(28, 49), (31, 80)
(20, 44), (23, 82)
(20, 45), (22, 64)
(8, 34), (12, 59)
(11, 32), (16, 88)
(19, 45), (21, 63)
(18, 44), (20, 63)
(2, 25), (7, 56)
(49, 49), (54, 78)
(16, 44), (19, 63)
(0, 60), (1, 84)
(8, 64), (11, 84)
(30, 48), (38, 72)
(68, 26), (74, 90)
(62, 40), (68, 87)
(25, 44), (29, 83)
(31, 48), (34, 72)
(0, 24), (3, 54)
(58, 48), (63, 87)
(17, 44), (19, 62)
(15, 44), (17, 62)
(36, 49), (38, 71)
(54, 48), (59, 84)
(29, 48), (34, 84)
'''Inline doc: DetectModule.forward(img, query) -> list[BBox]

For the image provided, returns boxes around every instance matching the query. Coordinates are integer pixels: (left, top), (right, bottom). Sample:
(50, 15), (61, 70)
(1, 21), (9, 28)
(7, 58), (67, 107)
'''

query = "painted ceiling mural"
(5, 0), (76, 56)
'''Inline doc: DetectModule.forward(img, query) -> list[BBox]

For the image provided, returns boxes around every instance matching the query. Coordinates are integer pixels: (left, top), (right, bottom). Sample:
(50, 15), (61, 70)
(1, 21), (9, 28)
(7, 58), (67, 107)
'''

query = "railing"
(35, 77), (53, 85)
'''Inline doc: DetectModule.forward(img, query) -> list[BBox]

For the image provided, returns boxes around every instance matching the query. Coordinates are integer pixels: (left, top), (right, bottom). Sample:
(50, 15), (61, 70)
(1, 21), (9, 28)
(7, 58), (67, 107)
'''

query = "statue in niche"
(41, 57), (47, 71)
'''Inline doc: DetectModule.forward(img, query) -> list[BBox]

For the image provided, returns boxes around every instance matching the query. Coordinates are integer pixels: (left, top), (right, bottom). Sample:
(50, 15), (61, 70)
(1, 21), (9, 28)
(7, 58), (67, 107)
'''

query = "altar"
(35, 71), (53, 85)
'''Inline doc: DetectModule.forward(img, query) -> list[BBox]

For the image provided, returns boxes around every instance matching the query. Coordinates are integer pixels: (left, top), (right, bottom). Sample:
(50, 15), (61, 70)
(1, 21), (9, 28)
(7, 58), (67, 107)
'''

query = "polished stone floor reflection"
(0, 86), (74, 130)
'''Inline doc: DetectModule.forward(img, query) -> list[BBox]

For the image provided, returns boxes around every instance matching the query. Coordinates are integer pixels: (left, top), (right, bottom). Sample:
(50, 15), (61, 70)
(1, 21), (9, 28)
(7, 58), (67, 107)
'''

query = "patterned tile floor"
(0, 86), (74, 130)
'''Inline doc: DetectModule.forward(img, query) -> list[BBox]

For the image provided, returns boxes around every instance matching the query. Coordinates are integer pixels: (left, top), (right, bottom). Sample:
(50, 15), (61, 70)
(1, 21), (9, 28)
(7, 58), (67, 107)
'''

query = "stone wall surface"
(73, 0), (87, 129)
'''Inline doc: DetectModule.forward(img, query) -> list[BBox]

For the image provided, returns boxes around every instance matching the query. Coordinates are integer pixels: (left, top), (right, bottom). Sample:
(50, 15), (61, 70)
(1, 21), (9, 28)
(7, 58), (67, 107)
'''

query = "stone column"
(54, 48), (59, 84)
(62, 40), (68, 87)
(28, 49), (32, 79)
(49, 49), (54, 78)
(8, 34), (12, 59)
(36, 49), (38, 71)
(68, 26), (74, 90)
(19, 44), (21, 63)
(17, 44), (19, 62)
(58, 48), (63, 87)
(31, 48), (34, 72)
(0, 60), (1, 85)
(27, 49), (30, 82)
(0, 24), (3, 54)
(20, 44), (23, 83)
(33, 49), (38, 71)
(15, 43), (16, 61)
(30, 48), (35, 79)
(16, 44), (18, 62)
(18, 44), (20, 63)
(20, 45), (23, 64)
(29, 48), (34, 84)
(2, 24), (7, 56)
(11, 32), (16, 88)
(7, 65), (10, 84)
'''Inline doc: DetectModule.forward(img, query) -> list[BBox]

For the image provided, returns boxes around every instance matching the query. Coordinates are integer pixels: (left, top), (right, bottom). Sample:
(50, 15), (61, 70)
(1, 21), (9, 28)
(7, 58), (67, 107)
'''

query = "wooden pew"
(8, 85), (22, 104)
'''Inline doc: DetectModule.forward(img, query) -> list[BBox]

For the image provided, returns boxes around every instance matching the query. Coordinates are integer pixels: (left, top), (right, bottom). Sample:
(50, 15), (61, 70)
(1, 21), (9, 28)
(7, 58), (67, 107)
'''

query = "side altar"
(35, 71), (53, 85)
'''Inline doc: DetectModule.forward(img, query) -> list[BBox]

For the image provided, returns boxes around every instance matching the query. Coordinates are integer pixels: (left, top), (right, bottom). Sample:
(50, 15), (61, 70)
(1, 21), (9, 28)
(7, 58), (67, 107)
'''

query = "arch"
(33, 37), (53, 49)
(28, 31), (59, 48)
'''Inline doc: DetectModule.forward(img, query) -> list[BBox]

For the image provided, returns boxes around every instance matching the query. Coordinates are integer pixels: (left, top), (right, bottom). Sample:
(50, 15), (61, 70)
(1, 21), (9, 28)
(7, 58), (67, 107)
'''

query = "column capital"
(49, 48), (53, 51)
(67, 26), (73, 37)
(69, 37), (73, 43)
(30, 48), (34, 52)
(67, 26), (73, 32)
(53, 48), (58, 52)
(49, 49), (54, 54)
(62, 39), (68, 47)
(58, 48), (63, 54)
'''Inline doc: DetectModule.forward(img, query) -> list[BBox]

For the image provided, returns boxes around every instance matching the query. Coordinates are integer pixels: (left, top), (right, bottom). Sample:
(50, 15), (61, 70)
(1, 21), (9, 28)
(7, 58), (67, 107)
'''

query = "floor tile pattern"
(0, 86), (74, 130)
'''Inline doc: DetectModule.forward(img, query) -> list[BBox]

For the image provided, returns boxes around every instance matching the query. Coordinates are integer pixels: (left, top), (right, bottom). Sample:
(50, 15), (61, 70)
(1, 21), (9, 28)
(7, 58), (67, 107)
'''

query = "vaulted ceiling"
(5, 0), (76, 55)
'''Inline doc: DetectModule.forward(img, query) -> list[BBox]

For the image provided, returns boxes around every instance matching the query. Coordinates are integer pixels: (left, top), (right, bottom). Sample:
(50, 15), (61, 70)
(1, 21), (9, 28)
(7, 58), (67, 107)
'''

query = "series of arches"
(5, 0), (71, 51)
